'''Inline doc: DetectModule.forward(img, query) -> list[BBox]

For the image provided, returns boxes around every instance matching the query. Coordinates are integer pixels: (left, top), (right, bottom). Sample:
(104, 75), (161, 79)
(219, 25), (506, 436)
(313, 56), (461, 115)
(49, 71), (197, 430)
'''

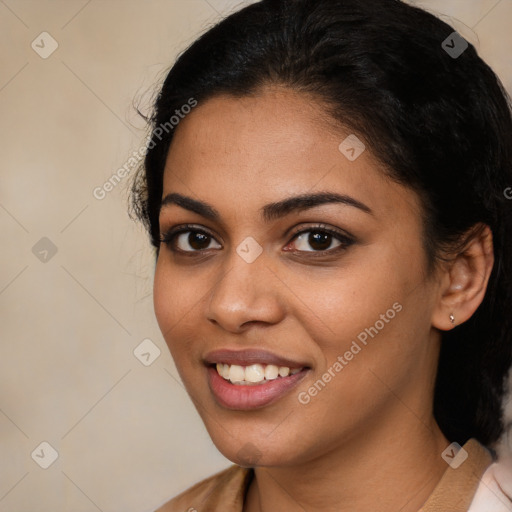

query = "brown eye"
(291, 231), (342, 252)
(174, 231), (221, 251)
(284, 224), (356, 255)
(159, 226), (222, 253)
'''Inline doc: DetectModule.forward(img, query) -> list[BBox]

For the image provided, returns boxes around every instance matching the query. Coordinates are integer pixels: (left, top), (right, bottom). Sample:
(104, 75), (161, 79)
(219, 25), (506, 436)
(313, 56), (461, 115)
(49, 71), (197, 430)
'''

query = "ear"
(431, 224), (494, 331)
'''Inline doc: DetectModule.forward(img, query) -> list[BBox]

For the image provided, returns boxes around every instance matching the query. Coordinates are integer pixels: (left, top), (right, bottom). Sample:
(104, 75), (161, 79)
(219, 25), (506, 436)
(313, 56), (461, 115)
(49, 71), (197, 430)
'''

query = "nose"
(206, 249), (286, 333)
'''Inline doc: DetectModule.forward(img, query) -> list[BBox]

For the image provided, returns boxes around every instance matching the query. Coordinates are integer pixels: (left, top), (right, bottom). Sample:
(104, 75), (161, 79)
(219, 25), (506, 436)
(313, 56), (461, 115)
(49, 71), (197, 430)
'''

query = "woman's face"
(154, 87), (443, 467)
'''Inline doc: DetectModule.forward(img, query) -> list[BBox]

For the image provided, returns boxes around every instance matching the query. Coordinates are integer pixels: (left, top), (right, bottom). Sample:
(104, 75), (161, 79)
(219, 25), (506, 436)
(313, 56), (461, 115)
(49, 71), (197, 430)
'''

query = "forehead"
(162, 87), (422, 223)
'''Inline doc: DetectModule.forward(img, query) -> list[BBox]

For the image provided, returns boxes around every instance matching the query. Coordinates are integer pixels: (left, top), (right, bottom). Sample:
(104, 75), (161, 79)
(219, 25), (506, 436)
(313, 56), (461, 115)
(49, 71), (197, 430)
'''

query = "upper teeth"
(216, 363), (302, 384)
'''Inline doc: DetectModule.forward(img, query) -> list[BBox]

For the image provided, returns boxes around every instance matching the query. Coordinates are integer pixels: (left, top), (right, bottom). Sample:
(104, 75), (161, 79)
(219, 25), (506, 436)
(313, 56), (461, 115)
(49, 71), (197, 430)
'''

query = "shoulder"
(468, 457), (512, 512)
(154, 465), (252, 512)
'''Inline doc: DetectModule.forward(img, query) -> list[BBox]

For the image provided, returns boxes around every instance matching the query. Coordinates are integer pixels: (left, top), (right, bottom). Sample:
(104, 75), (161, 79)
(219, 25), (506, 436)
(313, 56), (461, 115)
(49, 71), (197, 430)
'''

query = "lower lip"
(207, 366), (309, 410)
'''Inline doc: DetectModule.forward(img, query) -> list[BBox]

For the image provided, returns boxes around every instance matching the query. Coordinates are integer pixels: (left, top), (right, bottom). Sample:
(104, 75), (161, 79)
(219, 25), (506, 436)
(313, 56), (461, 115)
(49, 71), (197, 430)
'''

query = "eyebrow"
(160, 191), (373, 222)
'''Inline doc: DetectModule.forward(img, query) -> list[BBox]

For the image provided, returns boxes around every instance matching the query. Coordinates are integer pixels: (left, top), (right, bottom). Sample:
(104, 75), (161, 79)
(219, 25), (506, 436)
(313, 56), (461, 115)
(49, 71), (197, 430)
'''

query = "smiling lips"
(204, 349), (309, 409)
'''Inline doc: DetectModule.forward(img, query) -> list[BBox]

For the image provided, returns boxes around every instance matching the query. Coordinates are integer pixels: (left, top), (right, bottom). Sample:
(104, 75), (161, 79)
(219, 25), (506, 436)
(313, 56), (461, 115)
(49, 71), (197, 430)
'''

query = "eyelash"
(159, 223), (355, 257)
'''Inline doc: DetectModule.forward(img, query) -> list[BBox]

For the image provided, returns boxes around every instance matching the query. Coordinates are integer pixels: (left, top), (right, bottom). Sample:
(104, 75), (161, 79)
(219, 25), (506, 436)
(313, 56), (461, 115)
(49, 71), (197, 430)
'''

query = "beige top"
(155, 438), (493, 512)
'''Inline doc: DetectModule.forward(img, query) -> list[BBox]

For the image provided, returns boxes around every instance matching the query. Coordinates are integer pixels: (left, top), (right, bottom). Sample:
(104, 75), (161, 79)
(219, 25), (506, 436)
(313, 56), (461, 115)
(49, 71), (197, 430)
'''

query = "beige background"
(1, 1), (511, 511)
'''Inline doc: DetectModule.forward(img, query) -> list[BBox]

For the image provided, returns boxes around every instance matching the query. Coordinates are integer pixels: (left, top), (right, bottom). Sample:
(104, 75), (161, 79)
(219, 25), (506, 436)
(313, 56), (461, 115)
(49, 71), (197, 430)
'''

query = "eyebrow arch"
(159, 191), (373, 222)
(262, 192), (373, 221)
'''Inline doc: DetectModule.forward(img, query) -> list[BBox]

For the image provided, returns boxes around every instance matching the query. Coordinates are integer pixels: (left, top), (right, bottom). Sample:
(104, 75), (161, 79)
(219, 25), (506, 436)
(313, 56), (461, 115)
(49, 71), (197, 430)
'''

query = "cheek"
(153, 260), (198, 347)
(153, 263), (204, 392)
(291, 247), (426, 385)
(312, 296), (429, 413)
(289, 258), (403, 346)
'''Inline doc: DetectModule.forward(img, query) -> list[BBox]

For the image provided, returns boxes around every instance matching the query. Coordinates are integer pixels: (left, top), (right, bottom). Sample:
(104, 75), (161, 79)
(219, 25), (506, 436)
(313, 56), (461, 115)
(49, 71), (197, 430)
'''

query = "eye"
(159, 223), (354, 256)
(159, 225), (222, 253)
(286, 225), (354, 253)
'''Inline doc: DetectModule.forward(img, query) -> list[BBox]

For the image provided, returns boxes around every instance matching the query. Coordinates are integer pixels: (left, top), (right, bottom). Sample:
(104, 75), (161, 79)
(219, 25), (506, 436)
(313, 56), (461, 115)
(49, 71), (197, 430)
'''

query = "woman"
(130, 0), (512, 510)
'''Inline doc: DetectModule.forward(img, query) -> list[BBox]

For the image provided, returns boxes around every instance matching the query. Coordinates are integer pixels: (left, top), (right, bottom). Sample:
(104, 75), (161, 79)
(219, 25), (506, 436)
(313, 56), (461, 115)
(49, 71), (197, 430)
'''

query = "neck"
(244, 406), (449, 512)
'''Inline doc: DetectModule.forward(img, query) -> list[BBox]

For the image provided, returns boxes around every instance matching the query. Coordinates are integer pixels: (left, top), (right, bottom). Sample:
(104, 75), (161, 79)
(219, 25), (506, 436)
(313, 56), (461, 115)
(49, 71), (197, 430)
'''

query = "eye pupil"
(309, 231), (331, 251)
(189, 232), (210, 250)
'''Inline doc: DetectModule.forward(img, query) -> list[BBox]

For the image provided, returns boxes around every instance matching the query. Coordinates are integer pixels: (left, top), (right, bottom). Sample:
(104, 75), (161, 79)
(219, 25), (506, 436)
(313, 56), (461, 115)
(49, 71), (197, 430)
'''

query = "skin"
(153, 86), (494, 512)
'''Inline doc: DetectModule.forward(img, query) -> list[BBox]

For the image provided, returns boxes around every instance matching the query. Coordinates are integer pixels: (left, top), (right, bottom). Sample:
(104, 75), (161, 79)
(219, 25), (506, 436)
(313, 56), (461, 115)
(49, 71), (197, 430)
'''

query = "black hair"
(130, 0), (512, 447)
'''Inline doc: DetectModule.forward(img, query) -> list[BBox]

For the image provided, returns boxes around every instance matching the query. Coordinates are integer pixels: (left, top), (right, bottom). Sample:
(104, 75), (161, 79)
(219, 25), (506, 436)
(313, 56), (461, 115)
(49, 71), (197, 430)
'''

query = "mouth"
(204, 349), (310, 410)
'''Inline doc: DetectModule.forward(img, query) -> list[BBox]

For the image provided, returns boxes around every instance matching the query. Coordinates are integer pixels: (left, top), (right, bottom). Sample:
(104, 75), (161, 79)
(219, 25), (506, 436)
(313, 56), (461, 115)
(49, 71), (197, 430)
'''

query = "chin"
(206, 426), (300, 468)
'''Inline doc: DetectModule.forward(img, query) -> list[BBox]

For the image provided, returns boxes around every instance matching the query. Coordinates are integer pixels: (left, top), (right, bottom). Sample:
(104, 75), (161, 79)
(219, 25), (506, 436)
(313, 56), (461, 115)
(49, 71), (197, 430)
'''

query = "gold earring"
(449, 313), (455, 324)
